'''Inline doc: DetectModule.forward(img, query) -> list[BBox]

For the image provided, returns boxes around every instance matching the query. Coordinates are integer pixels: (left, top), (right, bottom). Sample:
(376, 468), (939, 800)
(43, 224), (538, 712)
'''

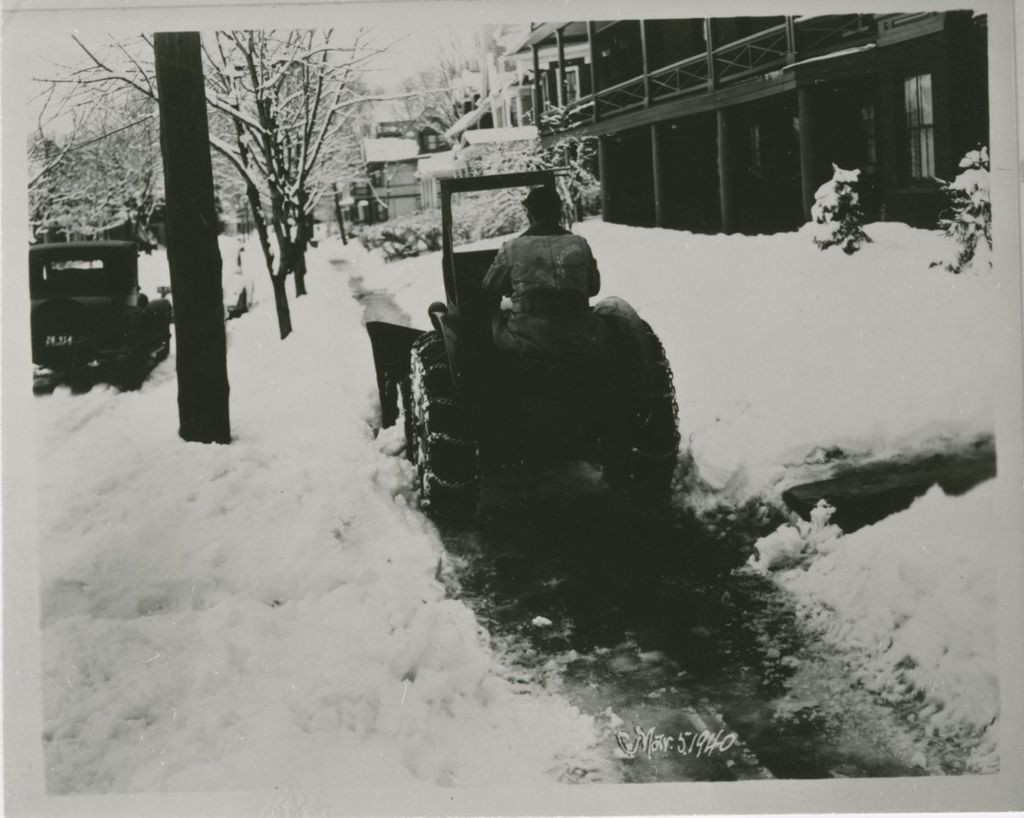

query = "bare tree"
(36, 30), (392, 339)
(29, 97), (162, 244)
(390, 31), (482, 137)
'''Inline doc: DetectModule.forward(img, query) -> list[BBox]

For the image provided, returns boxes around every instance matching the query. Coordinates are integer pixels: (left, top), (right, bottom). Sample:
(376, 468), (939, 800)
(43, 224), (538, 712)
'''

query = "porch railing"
(536, 14), (882, 132)
(649, 52), (709, 100)
(712, 23), (790, 84)
(794, 14), (876, 55)
(593, 75), (647, 118)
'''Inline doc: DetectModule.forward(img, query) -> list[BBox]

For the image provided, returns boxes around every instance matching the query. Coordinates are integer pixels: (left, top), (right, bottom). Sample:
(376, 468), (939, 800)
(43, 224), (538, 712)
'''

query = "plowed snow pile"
(356, 219), (1015, 769)
(360, 220), (1003, 494)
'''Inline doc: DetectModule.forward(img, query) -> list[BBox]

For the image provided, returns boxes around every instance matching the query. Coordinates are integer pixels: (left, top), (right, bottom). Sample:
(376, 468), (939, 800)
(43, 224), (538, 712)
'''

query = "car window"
(31, 254), (135, 298)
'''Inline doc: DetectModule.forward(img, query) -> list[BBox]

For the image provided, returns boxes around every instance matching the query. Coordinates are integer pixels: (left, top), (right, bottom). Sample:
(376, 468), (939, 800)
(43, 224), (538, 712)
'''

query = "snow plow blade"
(366, 321), (426, 429)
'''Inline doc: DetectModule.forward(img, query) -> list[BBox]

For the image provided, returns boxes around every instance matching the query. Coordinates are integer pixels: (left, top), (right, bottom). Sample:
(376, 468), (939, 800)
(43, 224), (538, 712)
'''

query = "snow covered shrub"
(810, 164), (871, 255)
(460, 107), (601, 233)
(931, 147), (991, 275)
(355, 211), (452, 261)
(356, 209), (476, 260)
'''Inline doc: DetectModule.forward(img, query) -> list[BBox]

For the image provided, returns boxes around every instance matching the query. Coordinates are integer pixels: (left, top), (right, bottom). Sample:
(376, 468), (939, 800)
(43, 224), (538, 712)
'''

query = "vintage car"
(223, 240), (256, 319)
(30, 241), (172, 390)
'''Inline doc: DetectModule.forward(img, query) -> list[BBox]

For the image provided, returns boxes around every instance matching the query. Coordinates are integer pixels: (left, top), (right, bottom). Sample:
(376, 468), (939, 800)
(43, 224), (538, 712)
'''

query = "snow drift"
(37, 240), (609, 793)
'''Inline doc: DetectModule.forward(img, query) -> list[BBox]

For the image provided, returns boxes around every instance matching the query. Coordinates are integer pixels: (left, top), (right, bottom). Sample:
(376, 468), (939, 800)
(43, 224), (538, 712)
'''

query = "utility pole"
(332, 182), (348, 245)
(154, 31), (231, 444)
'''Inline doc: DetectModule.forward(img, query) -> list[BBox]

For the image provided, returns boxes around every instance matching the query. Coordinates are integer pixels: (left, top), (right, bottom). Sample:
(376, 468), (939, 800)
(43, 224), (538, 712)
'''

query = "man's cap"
(522, 186), (562, 214)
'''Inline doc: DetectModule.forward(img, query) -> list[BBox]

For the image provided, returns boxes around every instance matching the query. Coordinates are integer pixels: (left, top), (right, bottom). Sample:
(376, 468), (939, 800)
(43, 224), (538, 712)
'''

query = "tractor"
(367, 170), (679, 517)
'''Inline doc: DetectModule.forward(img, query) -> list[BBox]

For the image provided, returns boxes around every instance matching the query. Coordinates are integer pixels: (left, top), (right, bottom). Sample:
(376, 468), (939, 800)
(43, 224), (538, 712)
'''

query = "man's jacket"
(482, 227), (607, 357)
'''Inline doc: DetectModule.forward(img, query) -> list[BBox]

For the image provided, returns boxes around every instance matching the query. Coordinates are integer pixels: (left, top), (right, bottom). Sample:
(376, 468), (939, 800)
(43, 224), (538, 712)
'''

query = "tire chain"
(408, 333), (481, 505)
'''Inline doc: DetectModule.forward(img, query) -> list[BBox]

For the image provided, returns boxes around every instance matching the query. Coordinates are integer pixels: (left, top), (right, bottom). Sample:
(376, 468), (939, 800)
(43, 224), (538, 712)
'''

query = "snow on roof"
(443, 99), (493, 140)
(362, 138), (420, 163)
(461, 126), (538, 146)
(416, 150), (464, 177)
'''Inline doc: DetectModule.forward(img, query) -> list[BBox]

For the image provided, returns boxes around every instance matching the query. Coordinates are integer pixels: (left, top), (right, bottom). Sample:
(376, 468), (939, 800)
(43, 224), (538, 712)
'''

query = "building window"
(520, 88), (534, 124)
(747, 124), (763, 179)
(904, 73), (935, 180)
(564, 66), (580, 105)
(860, 103), (878, 174)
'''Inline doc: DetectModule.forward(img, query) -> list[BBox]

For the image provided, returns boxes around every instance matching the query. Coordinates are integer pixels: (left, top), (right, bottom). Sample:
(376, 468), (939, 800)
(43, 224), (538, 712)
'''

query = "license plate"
(45, 335), (75, 347)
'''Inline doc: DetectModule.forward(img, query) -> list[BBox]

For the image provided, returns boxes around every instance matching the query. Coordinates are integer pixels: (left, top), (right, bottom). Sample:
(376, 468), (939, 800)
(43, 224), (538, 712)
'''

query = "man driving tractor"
(482, 187), (609, 359)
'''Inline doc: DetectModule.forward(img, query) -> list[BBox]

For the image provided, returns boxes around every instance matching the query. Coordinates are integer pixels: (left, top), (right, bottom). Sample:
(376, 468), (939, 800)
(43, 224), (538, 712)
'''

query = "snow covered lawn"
(36, 240), (606, 793)
(360, 220), (1003, 498)
(33, 218), (1017, 791)
(356, 219), (1015, 770)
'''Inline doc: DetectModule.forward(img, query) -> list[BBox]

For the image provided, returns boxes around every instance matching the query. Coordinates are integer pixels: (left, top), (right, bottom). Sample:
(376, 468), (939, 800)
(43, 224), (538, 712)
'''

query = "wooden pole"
(531, 44), (543, 126)
(716, 107), (737, 233)
(587, 20), (600, 122)
(597, 135), (611, 222)
(651, 123), (665, 227)
(555, 26), (567, 108)
(154, 31), (231, 444)
(640, 20), (652, 106)
(797, 86), (819, 221)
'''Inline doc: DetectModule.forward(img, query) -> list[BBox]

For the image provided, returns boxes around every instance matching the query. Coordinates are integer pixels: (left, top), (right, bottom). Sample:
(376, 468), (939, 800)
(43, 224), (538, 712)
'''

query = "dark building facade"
(517, 13), (988, 233)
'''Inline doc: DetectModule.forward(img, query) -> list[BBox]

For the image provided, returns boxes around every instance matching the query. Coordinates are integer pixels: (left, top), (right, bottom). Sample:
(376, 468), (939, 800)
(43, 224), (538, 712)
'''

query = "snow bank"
(354, 219), (1009, 772)
(751, 482), (1005, 772)
(37, 238), (608, 793)
(356, 219), (1000, 501)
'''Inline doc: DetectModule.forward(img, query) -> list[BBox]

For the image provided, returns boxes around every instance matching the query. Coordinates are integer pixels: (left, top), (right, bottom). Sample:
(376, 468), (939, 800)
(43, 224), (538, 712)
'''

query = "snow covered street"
(36, 239), (609, 793)
(33, 222), (1016, 792)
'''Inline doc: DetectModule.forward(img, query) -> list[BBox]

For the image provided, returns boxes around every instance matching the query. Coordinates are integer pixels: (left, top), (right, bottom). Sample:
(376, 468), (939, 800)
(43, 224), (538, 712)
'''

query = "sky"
(25, 21), (495, 135)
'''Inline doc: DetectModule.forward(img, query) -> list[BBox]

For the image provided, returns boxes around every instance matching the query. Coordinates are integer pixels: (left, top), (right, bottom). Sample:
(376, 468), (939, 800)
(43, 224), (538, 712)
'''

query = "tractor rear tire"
(408, 331), (479, 518)
(604, 322), (680, 497)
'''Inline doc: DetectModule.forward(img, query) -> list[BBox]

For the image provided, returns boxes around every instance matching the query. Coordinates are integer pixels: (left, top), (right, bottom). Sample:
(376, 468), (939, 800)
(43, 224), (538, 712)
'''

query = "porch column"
(587, 20), (599, 122)
(785, 16), (797, 63)
(531, 44), (542, 125)
(716, 107), (737, 233)
(651, 123), (666, 228)
(797, 85), (819, 221)
(597, 136), (611, 222)
(555, 26), (567, 107)
(705, 19), (717, 91)
(640, 20), (652, 106)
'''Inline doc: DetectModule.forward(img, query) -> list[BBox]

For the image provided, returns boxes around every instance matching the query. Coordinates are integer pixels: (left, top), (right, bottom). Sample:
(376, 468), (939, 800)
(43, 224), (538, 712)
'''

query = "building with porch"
(512, 14), (988, 233)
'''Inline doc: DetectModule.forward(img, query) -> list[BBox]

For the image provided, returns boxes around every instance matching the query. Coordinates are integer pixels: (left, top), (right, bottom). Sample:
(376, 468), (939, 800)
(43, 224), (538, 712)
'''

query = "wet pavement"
(347, 265), (993, 783)
(434, 466), (928, 782)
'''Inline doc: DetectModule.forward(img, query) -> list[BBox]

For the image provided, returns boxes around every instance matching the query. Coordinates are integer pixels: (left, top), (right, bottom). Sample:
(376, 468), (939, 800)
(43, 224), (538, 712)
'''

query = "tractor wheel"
(603, 322), (680, 497)
(408, 331), (479, 518)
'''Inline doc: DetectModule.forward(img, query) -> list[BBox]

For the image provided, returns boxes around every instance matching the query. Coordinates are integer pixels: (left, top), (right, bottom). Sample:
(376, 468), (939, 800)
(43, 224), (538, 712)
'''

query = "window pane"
(904, 76), (918, 127)
(919, 74), (933, 124)
(909, 130), (921, 177)
(861, 104), (877, 165)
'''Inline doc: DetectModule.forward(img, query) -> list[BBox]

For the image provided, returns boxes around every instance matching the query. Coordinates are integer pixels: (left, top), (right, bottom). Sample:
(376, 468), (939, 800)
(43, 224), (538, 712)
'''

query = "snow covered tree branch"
(35, 29), (387, 339)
